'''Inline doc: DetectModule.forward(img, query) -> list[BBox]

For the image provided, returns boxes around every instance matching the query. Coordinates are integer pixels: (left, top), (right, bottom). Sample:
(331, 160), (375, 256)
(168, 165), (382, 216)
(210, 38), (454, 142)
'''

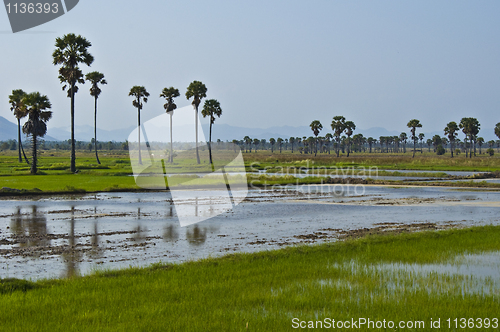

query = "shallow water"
(0, 185), (499, 280)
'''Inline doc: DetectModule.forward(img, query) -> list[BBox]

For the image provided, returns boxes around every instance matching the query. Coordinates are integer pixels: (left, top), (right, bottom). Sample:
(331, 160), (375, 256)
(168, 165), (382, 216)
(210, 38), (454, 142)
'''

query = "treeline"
(236, 117), (500, 158)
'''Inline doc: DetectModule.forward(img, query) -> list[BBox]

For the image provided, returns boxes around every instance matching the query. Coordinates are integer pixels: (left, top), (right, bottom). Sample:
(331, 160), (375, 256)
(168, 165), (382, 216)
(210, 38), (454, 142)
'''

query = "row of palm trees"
(10, 33), (224, 173)
(239, 117), (500, 158)
(128, 81), (223, 166)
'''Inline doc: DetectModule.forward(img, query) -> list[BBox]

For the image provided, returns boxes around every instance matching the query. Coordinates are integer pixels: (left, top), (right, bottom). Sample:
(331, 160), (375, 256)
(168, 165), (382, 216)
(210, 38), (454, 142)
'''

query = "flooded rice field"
(0, 184), (499, 280)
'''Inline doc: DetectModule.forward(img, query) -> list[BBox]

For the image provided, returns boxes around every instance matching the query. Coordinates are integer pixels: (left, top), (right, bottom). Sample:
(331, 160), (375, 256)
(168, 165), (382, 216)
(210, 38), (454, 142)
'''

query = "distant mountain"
(0, 116), (57, 142)
(47, 124), (136, 142)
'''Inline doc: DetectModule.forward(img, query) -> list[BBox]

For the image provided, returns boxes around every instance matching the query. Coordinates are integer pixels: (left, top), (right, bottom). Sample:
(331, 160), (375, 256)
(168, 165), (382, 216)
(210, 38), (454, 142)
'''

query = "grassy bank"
(0, 225), (499, 331)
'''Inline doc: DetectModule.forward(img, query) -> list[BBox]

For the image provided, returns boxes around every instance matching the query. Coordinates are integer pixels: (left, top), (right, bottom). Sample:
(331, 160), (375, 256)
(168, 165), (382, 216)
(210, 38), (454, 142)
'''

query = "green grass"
(1, 150), (499, 194)
(0, 226), (499, 331)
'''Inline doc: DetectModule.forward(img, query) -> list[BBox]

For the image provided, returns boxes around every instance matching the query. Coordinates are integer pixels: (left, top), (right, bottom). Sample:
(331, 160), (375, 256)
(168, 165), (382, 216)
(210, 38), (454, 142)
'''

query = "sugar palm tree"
(289, 137), (295, 153)
(331, 116), (346, 157)
(160, 87), (180, 163)
(21, 92), (52, 174)
(201, 99), (222, 166)
(185, 81), (207, 164)
(407, 119), (422, 158)
(495, 122), (500, 140)
(444, 121), (459, 158)
(344, 121), (355, 157)
(128, 86), (150, 165)
(418, 133), (425, 153)
(52, 33), (94, 173)
(477, 137), (484, 154)
(459, 117), (480, 158)
(85, 71), (106, 164)
(269, 138), (276, 153)
(277, 138), (284, 153)
(8, 89), (29, 164)
(309, 120), (322, 156)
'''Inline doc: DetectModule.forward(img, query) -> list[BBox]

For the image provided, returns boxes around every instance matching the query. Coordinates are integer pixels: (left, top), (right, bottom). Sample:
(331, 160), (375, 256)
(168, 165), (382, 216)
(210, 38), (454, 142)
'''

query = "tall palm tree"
(8, 89), (29, 164)
(160, 87), (180, 163)
(444, 121), (459, 158)
(185, 81), (207, 164)
(495, 122), (500, 141)
(52, 33), (94, 173)
(21, 92), (52, 175)
(201, 99), (222, 166)
(407, 119), (422, 158)
(344, 121), (355, 157)
(128, 86), (150, 165)
(85, 71), (106, 164)
(331, 116), (346, 157)
(367, 137), (375, 153)
(309, 120), (323, 156)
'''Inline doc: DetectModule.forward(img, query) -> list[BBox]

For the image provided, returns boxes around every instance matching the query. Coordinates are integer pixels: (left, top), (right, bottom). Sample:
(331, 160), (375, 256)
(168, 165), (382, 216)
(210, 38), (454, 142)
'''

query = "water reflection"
(62, 206), (80, 278)
(186, 225), (207, 246)
(163, 224), (179, 242)
(90, 207), (101, 259)
(10, 206), (49, 255)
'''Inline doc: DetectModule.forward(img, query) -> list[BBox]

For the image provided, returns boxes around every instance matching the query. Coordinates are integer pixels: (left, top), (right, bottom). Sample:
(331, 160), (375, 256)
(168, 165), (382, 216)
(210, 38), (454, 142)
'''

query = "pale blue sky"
(1, 0), (500, 135)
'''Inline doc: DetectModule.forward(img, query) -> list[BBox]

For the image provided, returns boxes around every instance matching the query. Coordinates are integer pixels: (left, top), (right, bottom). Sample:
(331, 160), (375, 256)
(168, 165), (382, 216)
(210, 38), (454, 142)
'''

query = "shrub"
(487, 148), (494, 156)
(436, 145), (445, 155)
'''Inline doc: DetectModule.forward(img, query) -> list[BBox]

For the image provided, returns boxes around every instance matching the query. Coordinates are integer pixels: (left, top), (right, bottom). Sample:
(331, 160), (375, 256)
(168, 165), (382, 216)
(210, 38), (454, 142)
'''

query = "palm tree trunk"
(208, 119), (213, 170)
(94, 96), (100, 164)
(138, 104), (142, 165)
(195, 105), (200, 164)
(170, 112), (173, 163)
(70, 85), (76, 173)
(31, 134), (37, 174)
(17, 118), (22, 162)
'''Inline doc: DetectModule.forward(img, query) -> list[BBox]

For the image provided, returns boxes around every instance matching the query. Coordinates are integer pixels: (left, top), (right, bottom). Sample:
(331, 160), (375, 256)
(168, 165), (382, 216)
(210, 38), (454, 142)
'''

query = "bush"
(436, 145), (445, 155)
(487, 148), (494, 156)
(455, 149), (461, 155)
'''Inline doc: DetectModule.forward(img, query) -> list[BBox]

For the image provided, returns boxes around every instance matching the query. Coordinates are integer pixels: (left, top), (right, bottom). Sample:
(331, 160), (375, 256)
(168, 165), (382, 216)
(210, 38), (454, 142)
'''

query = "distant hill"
(0, 116), (58, 142)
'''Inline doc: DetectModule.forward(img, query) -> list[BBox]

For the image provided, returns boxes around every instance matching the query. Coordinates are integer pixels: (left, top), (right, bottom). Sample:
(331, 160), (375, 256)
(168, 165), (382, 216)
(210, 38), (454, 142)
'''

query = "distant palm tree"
(325, 133), (333, 154)
(495, 123), (500, 141)
(344, 121), (355, 157)
(418, 133), (425, 153)
(399, 132), (407, 153)
(459, 117), (480, 158)
(8, 89), (29, 164)
(444, 121), (459, 158)
(277, 138), (283, 153)
(160, 87), (180, 163)
(367, 137), (375, 153)
(309, 120), (323, 156)
(85, 71), (106, 164)
(21, 92), (52, 174)
(477, 137), (484, 154)
(253, 138), (260, 152)
(243, 136), (251, 152)
(186, 81), (207, 164)
(201, 99), (222, 166)
(128, 86), (150, 165)
(407, 119), (422, 158)
(331, 116), (346, 157)
(289, 137), (295, 153)
(52, 33), (94, 173)
(269, 138), (276, 153)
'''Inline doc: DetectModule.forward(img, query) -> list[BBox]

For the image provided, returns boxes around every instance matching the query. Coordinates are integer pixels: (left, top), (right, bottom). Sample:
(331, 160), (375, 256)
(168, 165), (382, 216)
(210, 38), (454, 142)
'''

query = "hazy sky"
(1, 0), (500, 135)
